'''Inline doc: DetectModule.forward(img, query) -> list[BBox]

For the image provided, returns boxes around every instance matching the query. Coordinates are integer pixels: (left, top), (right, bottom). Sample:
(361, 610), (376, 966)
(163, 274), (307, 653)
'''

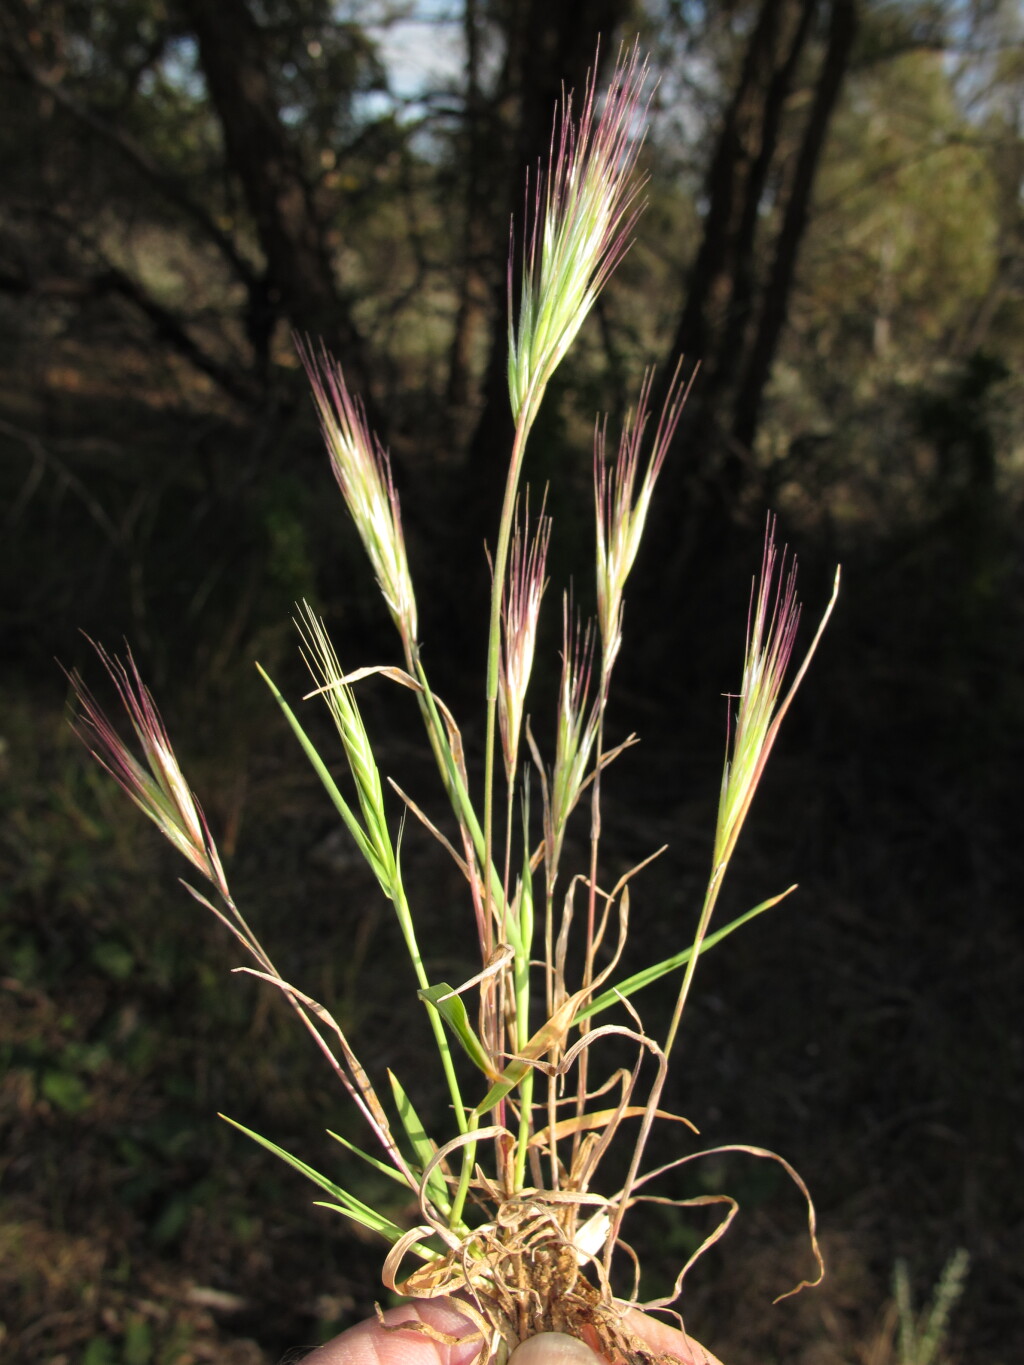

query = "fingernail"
(510, 1332), (604, 1365)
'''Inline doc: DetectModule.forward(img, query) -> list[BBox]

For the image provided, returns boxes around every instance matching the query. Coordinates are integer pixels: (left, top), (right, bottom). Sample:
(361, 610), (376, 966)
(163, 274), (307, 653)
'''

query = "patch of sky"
(157, 35), (206, 101)
(353, 0), (465, 126)
(872, 0), (1024, 125)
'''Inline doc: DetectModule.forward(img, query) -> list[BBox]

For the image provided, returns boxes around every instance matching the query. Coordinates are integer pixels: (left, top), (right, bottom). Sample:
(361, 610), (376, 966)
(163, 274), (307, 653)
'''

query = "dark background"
(1, 2), (1022, 1363)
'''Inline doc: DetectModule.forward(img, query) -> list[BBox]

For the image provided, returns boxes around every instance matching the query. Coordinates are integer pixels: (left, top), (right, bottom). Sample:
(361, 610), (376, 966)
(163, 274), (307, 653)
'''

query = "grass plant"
(66, 44), (839, 1365)
(893, 1250), (970, 1365)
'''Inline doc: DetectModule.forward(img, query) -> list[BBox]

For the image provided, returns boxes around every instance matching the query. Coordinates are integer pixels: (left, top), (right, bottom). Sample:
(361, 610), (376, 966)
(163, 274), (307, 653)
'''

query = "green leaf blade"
(418, 983), (498, 1079)
(578, 889), (794, 1023)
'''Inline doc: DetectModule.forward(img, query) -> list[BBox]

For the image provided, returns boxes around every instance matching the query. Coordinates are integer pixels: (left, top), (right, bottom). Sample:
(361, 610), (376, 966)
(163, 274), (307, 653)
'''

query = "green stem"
(392, 883), (468, 1134)
(449, 1112), (481, 1228)
(513, 1071), (535, 1191)
(571, 676), (608, 1171)
(483, 414), (532, 951)
(663, 863), (726, 1060)
(576, 892), (787, 1021)
(411, 654), (518, 956)
(512, 937), (534, 1191)
(405, 642), (460, 803)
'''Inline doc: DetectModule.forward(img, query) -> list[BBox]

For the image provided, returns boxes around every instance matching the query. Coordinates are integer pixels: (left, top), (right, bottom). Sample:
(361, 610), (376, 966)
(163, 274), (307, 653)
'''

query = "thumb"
(509, 1334), (604, 1365)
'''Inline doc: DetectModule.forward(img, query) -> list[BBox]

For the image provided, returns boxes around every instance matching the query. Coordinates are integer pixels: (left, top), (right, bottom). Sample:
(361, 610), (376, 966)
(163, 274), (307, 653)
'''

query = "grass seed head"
(595, 362), (690, 674)
(509, 43), (650, 424)
(300, 340), (418, 651)
(716, 522), (807, 869)
(67, 642), (228, 898)
(547, 599), (600, 884)
(297, 605), (397, 894)
(499, 498), (552, 784)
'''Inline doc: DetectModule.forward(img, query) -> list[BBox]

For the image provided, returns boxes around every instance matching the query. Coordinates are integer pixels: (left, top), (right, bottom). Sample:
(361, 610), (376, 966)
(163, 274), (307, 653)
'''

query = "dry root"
(385, 1197), (700, 1365)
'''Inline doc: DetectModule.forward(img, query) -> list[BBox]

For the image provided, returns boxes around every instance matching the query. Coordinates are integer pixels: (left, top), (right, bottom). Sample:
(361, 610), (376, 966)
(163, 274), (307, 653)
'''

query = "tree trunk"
(668, 0), (815, 372)
(732, 0), (859, 451)
(708, 0), (819, 404)
(647, 0), (856, 587)
(444, 0), (494, 447)
(180, 0), (374, 400)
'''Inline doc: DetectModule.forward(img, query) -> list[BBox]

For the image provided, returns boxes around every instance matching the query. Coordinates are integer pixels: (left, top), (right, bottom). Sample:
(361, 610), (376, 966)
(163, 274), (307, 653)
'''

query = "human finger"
(618, 1307), (726, 1365)
(301, 1299), (481, 1365)
(302, 1301), (724, 1365)
(507, 1333), (603, 1365)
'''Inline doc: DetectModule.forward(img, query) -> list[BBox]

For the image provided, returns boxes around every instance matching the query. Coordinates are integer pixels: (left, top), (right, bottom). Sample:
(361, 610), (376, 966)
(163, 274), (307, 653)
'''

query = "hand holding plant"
(68, 43), (838, 1365)
(304, 1298), (724, 1365)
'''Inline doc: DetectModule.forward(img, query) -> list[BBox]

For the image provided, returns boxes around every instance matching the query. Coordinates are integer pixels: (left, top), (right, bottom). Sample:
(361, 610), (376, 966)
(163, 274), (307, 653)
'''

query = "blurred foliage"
(2, 1), (1023, 1362)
